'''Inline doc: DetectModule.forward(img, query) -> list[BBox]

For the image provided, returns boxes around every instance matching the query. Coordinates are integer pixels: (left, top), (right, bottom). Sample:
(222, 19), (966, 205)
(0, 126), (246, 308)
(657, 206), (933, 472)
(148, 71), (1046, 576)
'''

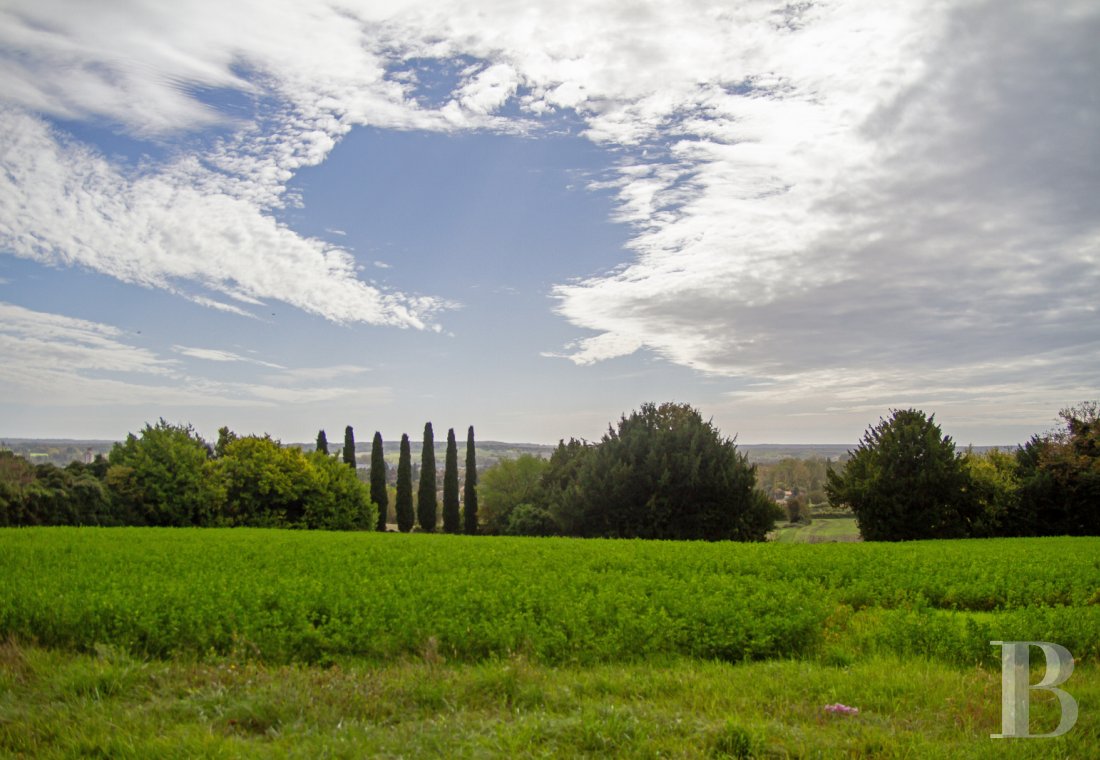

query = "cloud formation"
(1, 0), (1096, 432)
(0, 302), (386, 408)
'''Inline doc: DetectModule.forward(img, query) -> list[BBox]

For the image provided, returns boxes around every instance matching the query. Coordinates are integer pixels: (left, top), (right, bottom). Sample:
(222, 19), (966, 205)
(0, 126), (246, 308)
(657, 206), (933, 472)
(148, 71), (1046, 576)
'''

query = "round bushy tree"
(304, 449), (375, 530)
(1014, 402), (1100, 536)
(479, 454), (550, 534)
(572, 403), (778, 541)
(826, 409), (978, 540)
(107, 419), (222, 526)
(215, 435), (311, 526)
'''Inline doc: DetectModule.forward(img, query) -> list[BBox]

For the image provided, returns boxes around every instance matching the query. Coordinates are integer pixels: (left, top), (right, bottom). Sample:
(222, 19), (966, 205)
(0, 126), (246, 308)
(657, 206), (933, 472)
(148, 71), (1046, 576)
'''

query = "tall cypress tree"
(418, 422), (437, 532)
(396, 434), (414, 532)
(370, 431), (389, 531)
(463, 425), (478, 534)
(342, 426), (356, 469)
(443, 428), (460, 533)
(316, 429), (328, 455)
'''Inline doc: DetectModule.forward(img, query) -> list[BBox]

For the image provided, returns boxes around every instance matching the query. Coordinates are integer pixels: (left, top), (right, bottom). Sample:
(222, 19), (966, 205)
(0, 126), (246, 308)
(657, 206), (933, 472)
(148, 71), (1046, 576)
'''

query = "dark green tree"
(0, 451), (39, 526)
(342, 426), (356, 469)
(826, 409), (978, 541)
(1014, 402), (1100, 536)
(505, 503), (559, 536)
(370, 431), (389, 531)
(442, 428), (461, 533)
(463, 426), (478, 534)
(418, 422), (437, 532)
(396, 434), (414, 532)
(541, 438), (591, 535)
(215, 426), (238, 458)
(572, 403), (778, 541)
(0, 454), (113, 527)
(316, 429), (329, 456)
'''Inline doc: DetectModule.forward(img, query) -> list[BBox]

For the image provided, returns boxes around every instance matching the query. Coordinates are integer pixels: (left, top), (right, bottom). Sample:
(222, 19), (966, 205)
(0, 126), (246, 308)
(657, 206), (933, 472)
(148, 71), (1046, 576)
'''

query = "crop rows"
(1, 528), (1097, 667)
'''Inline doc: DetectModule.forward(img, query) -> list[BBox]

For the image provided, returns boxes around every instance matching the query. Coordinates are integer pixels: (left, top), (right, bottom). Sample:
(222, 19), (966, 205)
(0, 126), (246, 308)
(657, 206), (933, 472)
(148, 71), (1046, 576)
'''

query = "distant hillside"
(738, 444), (853, 464)
(2, 438), (1014, 469)
(0, 439), (117, 466)
(288, 439), (557, 470)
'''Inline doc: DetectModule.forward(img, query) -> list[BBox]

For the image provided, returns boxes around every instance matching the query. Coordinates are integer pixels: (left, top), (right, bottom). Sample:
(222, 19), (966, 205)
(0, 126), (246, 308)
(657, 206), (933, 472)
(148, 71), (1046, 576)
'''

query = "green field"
(769, 517), (861, 543)
(2, 528), (1098, 757)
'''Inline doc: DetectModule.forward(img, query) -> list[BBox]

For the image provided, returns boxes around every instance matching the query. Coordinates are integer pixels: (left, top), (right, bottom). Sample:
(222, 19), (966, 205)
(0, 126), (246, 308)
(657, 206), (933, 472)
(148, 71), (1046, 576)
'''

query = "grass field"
(769, 517), (861, 543)
(2, 528), (1098, 757)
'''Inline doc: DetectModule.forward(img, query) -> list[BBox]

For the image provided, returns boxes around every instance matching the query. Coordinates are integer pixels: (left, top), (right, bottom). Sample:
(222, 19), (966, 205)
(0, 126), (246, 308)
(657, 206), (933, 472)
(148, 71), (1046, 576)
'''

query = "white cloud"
(546, 0), (1100, 422)
(172, 345), (284, 368)
(0, 108), (444, 327)
(0, 302), (387, 408)
(0, 0), (1096, 434)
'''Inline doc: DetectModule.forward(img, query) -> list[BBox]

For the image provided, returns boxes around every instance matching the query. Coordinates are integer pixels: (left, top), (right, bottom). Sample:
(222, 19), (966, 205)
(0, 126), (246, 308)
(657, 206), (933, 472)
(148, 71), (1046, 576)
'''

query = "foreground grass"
(2, 641), (1096, 758)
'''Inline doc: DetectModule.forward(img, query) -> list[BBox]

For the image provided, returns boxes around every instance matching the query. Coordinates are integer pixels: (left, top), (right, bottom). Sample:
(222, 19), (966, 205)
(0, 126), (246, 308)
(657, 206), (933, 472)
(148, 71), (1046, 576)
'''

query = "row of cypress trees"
(316, 424), (479, 534)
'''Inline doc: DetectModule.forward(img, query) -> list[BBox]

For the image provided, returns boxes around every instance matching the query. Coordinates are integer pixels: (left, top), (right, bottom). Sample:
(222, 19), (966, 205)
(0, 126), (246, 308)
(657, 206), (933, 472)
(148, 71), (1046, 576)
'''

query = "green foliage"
(965, 448), (1020, 537)
(784, 492), (809, 523)
(709, 722), (756, 759)
(442, 428), (461, 533)
(827, 409), (978, 541)
(2, 529), (1097, 670)
(396, 434), (414, 533)
(106, 420), (221, 527)
(756, 457), (837, 503)
(0, 454), (115, 527)
(463, 426), (478, 535)
(215, 436), (311, 526)
(315, 429), (328, 456)
(571, 402), (778, 541)
(342, 426), (356, 469)
(504, 503), (558, 536)
(301, 451), (376, 531)
(215, 426), (238, 458)
(479, 454), (550, 534)
(1015, 401), (1100, 536)
(417, 423), (437, 532)
(370, 432), (388, 531)
(540, 438), (591, 535)
(8, 646), (1097, 759)
(0, 451), (45, 526)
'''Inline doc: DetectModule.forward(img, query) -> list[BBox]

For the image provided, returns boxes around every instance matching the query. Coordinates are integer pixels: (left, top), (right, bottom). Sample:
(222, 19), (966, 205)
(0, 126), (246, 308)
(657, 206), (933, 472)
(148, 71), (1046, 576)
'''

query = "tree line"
(473, 402), (782, 540)
(0, 403), (779, 541)
(0, 421), (481, 533)
(826, 403), (1100, 540)
(3, 400), (1095, 542)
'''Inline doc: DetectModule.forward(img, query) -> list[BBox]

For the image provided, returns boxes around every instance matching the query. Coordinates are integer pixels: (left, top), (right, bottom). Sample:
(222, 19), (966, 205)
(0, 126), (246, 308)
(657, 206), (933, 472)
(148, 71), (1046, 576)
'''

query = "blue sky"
(1, 0), (1097, 446)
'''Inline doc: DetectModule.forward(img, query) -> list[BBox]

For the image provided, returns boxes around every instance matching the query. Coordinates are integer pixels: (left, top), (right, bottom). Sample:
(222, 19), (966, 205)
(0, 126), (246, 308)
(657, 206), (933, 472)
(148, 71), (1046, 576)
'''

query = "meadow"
(1, 528), (1098, 757)
(768, 517), (861, 544)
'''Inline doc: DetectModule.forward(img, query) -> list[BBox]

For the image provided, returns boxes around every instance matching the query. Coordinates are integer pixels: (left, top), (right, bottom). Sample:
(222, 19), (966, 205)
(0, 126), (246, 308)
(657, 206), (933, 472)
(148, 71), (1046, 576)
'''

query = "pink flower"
(824, 703), (860, 715)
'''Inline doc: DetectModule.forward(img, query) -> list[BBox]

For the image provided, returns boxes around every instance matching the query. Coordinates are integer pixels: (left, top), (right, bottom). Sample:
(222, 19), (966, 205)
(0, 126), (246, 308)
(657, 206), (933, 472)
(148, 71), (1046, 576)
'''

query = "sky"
(0, 0), (1097, 447)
